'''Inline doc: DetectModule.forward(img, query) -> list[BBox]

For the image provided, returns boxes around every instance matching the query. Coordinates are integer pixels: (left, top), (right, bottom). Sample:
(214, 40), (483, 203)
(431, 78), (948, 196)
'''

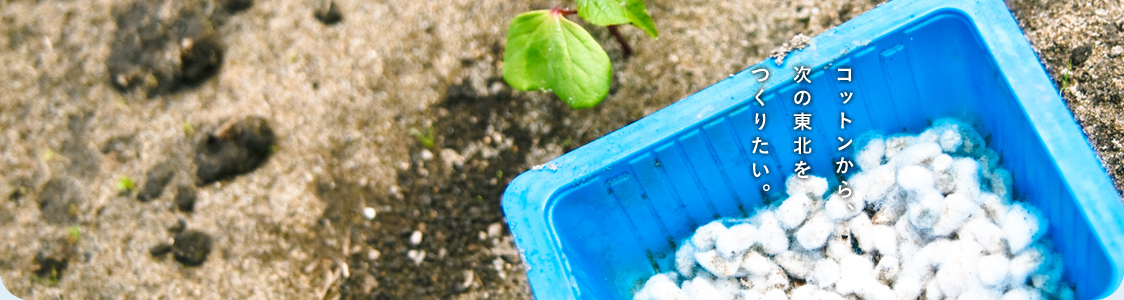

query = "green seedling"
(1060, 59), (1072, 93)
(66, 226), (80, 245)
(116, 176), (135, 193)
(502, 0), (658, 109)
(411, 126), (436, 149)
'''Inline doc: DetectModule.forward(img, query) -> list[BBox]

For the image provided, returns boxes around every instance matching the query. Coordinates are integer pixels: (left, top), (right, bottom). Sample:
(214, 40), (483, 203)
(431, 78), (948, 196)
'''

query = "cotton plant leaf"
(502, 10), (611, 109)
(575, 0), (659, 38)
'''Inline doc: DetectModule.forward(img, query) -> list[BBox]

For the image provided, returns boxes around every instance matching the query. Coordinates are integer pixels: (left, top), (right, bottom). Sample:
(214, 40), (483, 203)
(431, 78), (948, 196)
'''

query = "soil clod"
(194, 116), (276, 185)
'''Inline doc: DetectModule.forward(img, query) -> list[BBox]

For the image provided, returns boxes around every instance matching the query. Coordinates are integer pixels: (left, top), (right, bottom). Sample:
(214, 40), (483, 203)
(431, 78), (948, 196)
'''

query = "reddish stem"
(550, 7), (578, 16)
(607, 25), (633, 57)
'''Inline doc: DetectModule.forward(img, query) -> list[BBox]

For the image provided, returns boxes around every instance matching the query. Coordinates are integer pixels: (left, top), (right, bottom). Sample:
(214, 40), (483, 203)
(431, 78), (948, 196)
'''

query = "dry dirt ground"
(0, 0), (1120, 299)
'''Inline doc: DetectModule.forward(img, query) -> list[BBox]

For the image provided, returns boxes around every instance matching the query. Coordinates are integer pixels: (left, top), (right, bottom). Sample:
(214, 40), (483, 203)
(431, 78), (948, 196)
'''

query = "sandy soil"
(0, 0), (1119, 299)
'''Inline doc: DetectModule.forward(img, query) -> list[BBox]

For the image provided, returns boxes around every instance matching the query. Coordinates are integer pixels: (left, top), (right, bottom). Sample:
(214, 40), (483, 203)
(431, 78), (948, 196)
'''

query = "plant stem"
(607, 25), (633, 57)
(550, 7), (578, 16)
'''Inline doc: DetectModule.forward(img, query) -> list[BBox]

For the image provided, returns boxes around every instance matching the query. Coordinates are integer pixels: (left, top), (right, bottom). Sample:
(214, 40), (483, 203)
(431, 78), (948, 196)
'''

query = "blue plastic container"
(502, 0), (1124, 299)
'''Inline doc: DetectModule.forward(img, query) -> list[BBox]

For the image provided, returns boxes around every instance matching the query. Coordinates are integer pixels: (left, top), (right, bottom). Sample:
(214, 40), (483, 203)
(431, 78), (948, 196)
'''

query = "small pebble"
(409, 231), (423, 245)
(362, 207), (377, 220)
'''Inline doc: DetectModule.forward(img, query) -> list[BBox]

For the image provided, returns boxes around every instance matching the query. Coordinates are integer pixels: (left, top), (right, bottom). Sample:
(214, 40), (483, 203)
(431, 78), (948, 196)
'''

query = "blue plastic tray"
(502, 0), (1124, 299)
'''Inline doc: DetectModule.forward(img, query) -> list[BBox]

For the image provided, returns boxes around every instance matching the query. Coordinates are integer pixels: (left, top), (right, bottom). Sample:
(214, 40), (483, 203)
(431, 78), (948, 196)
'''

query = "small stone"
(407, 249), (426, 265)
(367, 249), (380, 260)
(487, 223), (503, 238)
(410, 231), (423, 245)
(194, 117), (276, 185)
(1110, 45), (1123, 58)
(172, 230), (212, 266)
(174, 185), (197, 212)
(221, 0), (252, 13)
(419, 149), (434, 161)
(150, 243), (173, 257)
(315, 1), (342, 25)
(168, 218), (186, 233)
(137, 163), (175, 202)
(1070, 45), (1092, 66)
(363, 207), (377, 220)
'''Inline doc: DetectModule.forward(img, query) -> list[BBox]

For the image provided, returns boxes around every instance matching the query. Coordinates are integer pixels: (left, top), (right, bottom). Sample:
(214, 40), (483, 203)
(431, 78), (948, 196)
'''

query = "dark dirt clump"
(37, 178), (82, 225)
(137, 163), (175, 202)
(32, 253), (68, 282)
(149, 244), (173, 257)
(174, 185), (197, 212)
(172, 230), (212, 266)
(193, 116), (277, 185)
(106, 0), (226, 96)
(315, 1), (342, 25)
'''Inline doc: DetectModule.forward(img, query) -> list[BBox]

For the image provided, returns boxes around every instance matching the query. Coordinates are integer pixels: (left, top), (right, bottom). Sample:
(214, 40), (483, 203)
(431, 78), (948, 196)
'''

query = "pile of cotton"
(633, 119), (1074, 300)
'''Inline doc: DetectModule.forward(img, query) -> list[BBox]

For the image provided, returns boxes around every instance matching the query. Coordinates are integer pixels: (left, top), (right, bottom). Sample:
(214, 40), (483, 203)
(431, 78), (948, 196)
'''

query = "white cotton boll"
(856, 133), (886, 170)
(790, 285), (819, 300)
(931, 193), (981, 237)
(634, 273), (687, 300)
(775, 250), (817, 279)
(884, 134), (918, 159)
(937, 127), (964, 153)
(960, 287), (1003, 300)
(978, 149), (1000, 173)
(763, 265), (791, 291)
(825, 192), (864, 222)
(796, 211), (834, 250)
(1001, 287), (1044, 300)
(869, 225), (898, 256)
(897, 165), (936, 194)
(871, 189), (906, 225)
(737, 289), (764, 300)
(762, 289), (787, 300)
(826, 224), (854, 260)
(786, 175), (829, 200)
(891, 142), (943, 169)
(692, 222), (729, 250)
(978, 254), (1011, 288)
(676, 242), (698, 277)
(817, 290), (847, 300)
(1003, 202), (1047, 254)
(952, 158), (982, 197)
(875, 256), (901, 282)
(987, 168), (1013, 200)
(849, 214), (876, 253)
(895, 217), (926, 252)
(716, 224), (757, 259)
(861, 165), (897, 205)
(1030, 253), (1064, 294)
(695, 249), (741, 278)
(980, 192), (1010, 223)
(925, 278), (944, 300)
(1009, 247), (1045, 288)
(908, 192), (944, 230)
(841, 254), (874, 279)
(935, 262), (972, 297)
(857, 280), (896, 300)
(740, 251), (776, 277)
(810, 259), (841, 288)
(712, 278), (742, 300)
(756, 215), (789, 255)
(892, 274), (926, 300)
(684, 277), (729, 300)
(958, 215), (1005, 254)
(777, 193), (813, 230)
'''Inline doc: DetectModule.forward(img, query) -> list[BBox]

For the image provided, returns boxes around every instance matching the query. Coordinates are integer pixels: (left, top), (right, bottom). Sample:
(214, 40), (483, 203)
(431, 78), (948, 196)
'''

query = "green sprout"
(411, 126), (436, 149)
(502, 0), (659, 109)
(1060, 59), (1072, 93)
(116, 176), (135, 193)
(66, 226), (80, 245)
